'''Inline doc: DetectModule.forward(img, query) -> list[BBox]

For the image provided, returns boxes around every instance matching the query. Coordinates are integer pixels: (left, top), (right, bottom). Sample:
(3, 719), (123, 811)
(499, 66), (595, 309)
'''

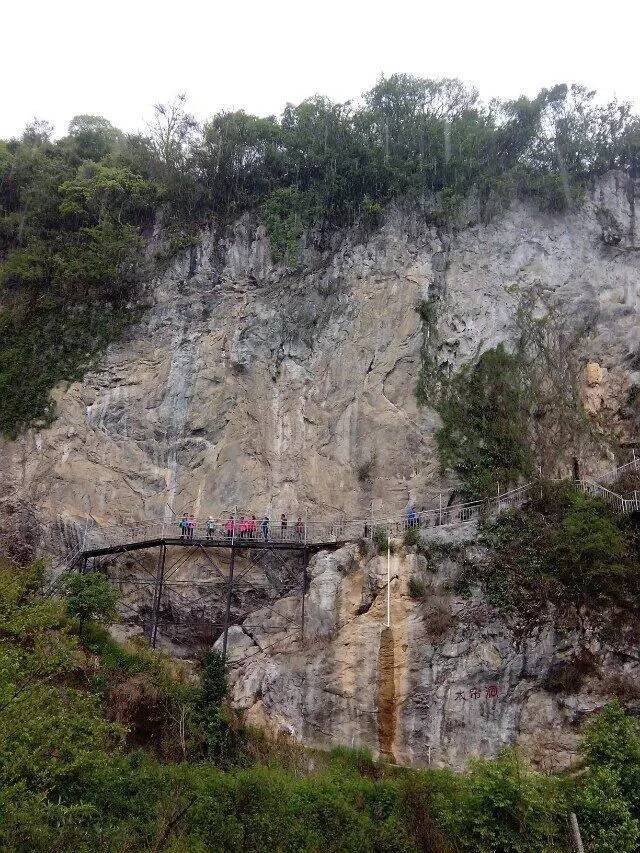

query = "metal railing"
(47, 458), (640, 565)
(592, 456), (640, 485)
(576, 479), (640, 514)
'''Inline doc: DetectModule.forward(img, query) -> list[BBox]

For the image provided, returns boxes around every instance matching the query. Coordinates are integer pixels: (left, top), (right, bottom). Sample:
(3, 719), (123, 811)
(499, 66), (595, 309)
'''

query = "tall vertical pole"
(222, 520), (236, 661)
(151, 543), (166, 649)
(301, 548), (308, 645)
(386, 537), (391, 628)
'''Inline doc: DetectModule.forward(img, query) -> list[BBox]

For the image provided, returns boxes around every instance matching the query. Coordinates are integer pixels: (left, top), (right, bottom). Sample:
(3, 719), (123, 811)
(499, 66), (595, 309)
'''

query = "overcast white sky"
(2, 0), (639, 139)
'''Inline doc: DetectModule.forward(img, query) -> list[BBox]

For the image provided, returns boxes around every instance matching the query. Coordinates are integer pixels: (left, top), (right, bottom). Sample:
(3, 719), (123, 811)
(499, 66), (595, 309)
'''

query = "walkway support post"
(222, 524), (236, 661)
(151, 543), (166, 649)
(301, 548), (308, 645)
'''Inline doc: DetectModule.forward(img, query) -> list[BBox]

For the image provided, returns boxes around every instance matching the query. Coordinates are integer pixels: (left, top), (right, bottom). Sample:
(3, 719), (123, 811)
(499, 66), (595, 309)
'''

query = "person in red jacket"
(224, 515), (235, 539)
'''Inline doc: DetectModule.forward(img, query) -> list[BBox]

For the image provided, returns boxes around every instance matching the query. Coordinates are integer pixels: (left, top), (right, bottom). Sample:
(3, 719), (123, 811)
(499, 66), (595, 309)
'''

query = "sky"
(2, 0), (640, 139)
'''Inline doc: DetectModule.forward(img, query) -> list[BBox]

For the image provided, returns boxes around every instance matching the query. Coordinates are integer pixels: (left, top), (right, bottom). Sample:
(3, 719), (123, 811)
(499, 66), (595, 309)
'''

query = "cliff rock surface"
(1, 170), (639, 768)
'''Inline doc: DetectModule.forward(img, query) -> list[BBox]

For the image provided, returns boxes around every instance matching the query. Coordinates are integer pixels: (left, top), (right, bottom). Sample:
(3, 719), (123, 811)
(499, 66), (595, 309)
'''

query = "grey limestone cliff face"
(1, 170), (640, 768)
(204, 537), (640, 772)
(2, 170), (639, 548)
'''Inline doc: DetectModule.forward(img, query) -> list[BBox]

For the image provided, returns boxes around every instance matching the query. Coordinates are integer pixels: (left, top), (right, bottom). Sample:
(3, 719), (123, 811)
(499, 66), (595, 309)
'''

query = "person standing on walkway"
(179, 513), (188, 539)
(225, 514), (234, 539)
(280, 514), (288, 540)
(261, 515), (269, 540)
(207, 516), (215, 539)
(249, 515), (257, 538)
(187, 514), (195, 539)
(295, 516), (304, 542)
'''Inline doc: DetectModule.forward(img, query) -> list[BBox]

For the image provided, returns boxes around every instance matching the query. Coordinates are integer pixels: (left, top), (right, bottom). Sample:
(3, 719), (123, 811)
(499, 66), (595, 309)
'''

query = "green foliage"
(580, 701), (640, 813)
(373, 526), (392, 554)
(259, 186), (314, 265)
(403, 525), (421, 548)
(0, 294), (137, 436)
(451, 751), (570, 852)
(7, 560), (640, 852)
(182, 77), (640, 259)
(65, 114), (124, 161)
(576, 702), (640, 852)
(0, 122), (154, 435)
(475, 483), (640, 614)
(407, 576), (427, 599)
(192, 650), (238, 763)
(575, 768), (639, 853)
(200, 649), (227, 707)
(436, 345), (534, 497)
(428, 295), (587, 495)
(63, 571), (118, 630)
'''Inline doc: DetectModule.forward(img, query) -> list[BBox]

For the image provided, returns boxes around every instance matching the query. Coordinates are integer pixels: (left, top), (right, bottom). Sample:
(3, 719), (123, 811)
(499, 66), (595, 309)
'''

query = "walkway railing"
(53, 457), (640, 564)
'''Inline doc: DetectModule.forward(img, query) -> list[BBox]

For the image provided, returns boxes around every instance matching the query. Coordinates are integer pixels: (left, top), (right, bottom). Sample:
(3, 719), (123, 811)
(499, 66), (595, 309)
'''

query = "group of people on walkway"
(179, 512), (306, 542)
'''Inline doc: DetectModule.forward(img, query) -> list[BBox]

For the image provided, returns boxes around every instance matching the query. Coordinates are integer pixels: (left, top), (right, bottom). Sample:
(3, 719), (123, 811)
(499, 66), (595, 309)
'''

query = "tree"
(435, 344), (534, 497)
(66, 114), (122, 161)
(63, 571), (118, 632)
(196, 650), (234, 761)
(21, 118), (54, 147)
(576, 703), (640, 852)
(146, 94), (198, 182)
(200, 650), (227, 707)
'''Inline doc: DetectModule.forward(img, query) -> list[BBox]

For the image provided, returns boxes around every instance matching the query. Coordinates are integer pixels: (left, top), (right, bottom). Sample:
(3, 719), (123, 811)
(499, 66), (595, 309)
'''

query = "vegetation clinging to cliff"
(1, 79), (639, 436)
(421, 296), (589, 497)
(463, 483), (640, 619)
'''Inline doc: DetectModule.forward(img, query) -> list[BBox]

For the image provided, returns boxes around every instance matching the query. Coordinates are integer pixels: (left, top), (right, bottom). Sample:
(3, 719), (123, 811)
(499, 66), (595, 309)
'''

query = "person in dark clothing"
(261, 516), (269, 540)
(295, 516), (304, 541)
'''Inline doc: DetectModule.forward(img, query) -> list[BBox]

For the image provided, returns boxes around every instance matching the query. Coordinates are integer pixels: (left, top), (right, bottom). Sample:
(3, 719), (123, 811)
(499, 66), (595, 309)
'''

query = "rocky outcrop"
(210, 539), (640, 772)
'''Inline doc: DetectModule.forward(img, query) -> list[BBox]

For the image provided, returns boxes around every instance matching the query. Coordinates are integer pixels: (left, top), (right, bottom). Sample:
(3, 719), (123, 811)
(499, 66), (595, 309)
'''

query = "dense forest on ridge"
(0, 75), (639, 436)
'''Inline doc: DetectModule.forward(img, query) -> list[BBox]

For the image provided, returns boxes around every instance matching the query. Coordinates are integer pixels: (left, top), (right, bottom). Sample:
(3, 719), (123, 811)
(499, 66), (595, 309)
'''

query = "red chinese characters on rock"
(454, 684), (500, 701)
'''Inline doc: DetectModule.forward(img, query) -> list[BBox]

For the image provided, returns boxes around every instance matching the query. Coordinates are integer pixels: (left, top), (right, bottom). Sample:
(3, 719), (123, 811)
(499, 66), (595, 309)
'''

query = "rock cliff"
(217, 534), (640, 772)
(1, 169), (640, 768)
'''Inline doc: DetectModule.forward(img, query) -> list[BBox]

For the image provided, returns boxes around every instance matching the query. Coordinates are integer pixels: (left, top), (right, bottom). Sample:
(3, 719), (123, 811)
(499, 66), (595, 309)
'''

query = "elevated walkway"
(81, 534), (346, 560)
(72, 457), (640, 565)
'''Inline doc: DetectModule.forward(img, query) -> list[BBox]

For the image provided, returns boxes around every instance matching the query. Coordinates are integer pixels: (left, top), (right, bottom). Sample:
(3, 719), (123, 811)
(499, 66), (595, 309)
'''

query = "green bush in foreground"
(3, 560), (640, 851)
